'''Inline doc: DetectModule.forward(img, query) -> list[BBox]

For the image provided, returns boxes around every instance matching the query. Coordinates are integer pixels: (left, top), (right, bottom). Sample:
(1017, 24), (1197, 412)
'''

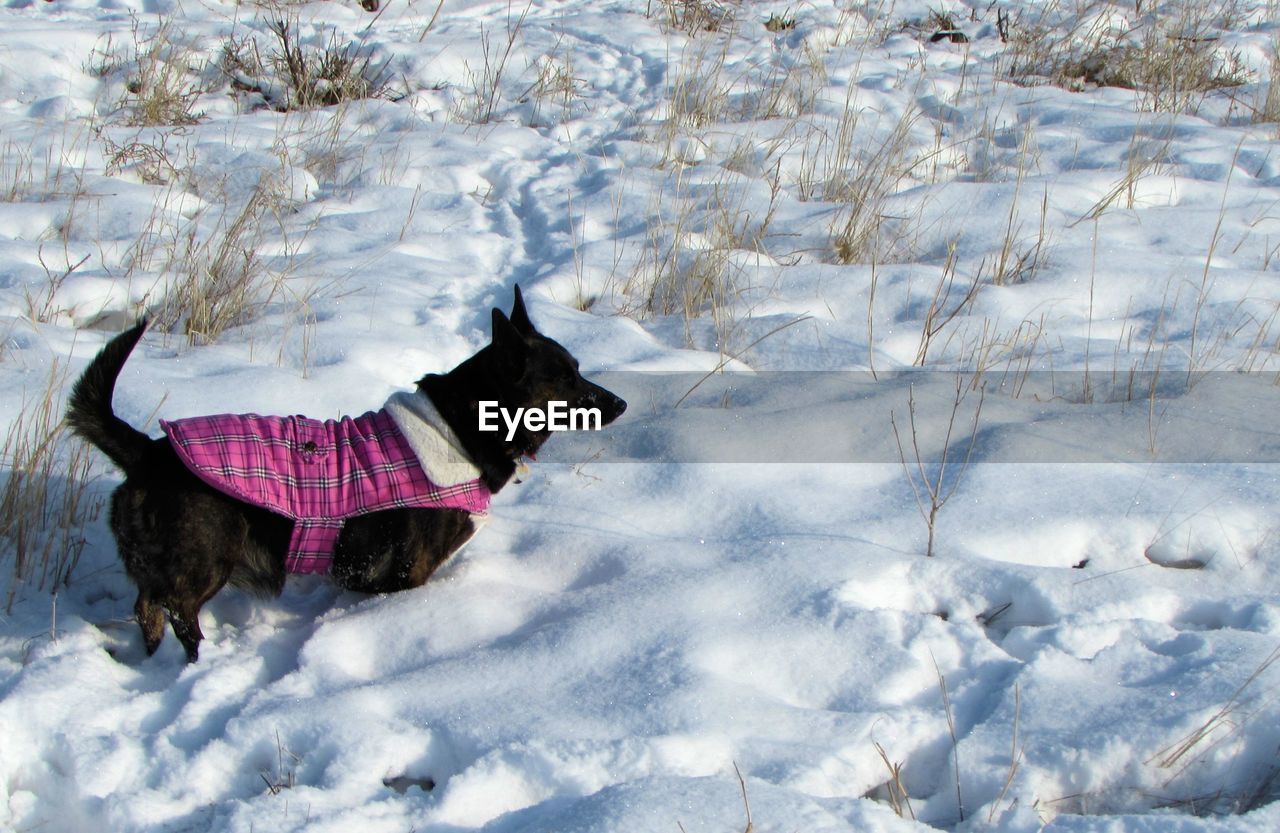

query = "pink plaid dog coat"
(162, 409), (490, 574)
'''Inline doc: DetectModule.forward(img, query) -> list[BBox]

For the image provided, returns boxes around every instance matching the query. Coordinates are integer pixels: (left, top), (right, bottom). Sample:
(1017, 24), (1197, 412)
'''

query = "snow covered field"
(3, 0), (1280, 830)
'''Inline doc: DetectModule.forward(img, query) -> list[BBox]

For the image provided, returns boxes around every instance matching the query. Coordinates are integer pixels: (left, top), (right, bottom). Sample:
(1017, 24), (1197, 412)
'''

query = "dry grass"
(1001, 2), (1249, 114)
(977, 126), (1049, 286)
(1, 363), (103, 612)
(872, 741), (916, 819)
(936, 662), (966, 822)
(270, 19), (390, 109)
(25, 248), (91, 325)
(746, 43), (826, 121)
(522, 49), (584, 124)
(106, 19), (207, 127)
(987, 179), (1052, 287)
(989, 683), (1024, 823)
(148, 182), (290, 345)
(0, 141), (37, 202)
(626, 177), (734, 319)
(1076, 126), (1175, 223)
(664, 38), (734, 138)
(914, 243), (984, 366)
(891, 375), (986, 558)
(1142, 645), (1280, 815)
(100, 129), (191, 186)
(1102, 31), (1247, 114)
(260, 729), (302, 795)
(622, 165), (782, 350)
(221, 19), (394, 112)
(1153, 646), (1280, 771)
(2, 134), (92, 204)
(451, 1), (532, 123)
(676, 762), (755, 833)
(652, 0), (735, 35)
(1260, 38), (1280, 128)
(764, 12), (796, 34)
(812, 105), (919, 265)
(654, 10), (826, 125)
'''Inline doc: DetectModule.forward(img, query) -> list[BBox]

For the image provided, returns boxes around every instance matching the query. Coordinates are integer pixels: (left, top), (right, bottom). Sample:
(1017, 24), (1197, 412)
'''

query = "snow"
(3, 0), (1280, 830)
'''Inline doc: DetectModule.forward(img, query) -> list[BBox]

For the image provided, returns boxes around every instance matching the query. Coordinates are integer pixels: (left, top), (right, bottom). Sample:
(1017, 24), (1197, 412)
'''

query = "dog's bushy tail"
(66, 320), (152, 474)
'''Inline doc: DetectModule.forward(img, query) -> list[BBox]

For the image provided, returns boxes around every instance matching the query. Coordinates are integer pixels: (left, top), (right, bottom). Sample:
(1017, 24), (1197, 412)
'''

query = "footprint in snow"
(1144, 542), (1209, 570)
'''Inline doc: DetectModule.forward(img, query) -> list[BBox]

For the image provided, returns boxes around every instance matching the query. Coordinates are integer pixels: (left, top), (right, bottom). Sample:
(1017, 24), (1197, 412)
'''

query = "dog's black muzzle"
(581, 382), (626, 426)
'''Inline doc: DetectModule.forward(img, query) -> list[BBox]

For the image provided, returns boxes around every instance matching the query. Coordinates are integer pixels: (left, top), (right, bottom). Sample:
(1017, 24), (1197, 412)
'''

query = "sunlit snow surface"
(2, 0), (1280, 830)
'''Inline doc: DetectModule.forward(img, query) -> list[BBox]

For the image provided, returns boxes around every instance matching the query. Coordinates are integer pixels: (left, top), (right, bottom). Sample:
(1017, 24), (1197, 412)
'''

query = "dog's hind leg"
(135, 592), (165, 656)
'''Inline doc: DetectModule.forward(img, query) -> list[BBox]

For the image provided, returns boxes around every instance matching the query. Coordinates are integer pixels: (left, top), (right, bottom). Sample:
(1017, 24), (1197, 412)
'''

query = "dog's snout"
(582, 384), (626, 425)
(598, 397), (625, 426)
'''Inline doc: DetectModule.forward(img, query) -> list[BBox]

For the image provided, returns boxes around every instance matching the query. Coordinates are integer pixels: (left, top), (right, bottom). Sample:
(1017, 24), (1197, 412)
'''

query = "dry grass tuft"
(1260, 38), (1280, 128)
(149, 182), (289, 345)
(652, 0), (736, 35)
(2, 364), (103, 612)
(260, 729), (302, 795)
(891, 375), (986, 557)
(1001, 4), (1249, 114)
(25, 248), (90, 324)
(764, 12), (796, 34)
(451, 2), (532, 123)
(100, 130), (190, 186)
(221, 18), (394, 112)
(623, 167), (781, 350)
(873, 741), (916, 819)
(822, 107), (920, 264)
(1, 139), (85, 203)
(108, 20), (208, 127)
(523, 50), (584, 124)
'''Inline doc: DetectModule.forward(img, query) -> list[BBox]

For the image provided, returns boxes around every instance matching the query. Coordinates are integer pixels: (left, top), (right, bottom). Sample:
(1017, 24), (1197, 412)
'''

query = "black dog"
(67, 287), (625, 662)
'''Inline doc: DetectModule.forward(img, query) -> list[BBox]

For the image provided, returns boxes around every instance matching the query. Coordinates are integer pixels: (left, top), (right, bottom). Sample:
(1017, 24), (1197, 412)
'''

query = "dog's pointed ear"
(491, 308), (528, 374)
(510, 284), (534, 335)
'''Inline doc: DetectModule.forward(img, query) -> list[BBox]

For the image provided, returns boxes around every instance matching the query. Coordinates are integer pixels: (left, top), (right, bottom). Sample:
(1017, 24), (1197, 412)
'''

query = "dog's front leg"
(168, 603), (206, 663)
(332, 508), (478, 593)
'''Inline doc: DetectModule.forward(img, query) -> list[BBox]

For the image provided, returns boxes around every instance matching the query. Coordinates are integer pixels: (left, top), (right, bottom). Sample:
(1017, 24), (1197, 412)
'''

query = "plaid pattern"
(162, 409), (490, 575)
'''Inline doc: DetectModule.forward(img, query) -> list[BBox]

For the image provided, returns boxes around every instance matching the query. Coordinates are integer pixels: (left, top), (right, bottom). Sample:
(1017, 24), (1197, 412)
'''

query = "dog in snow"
(67, 287), (626, 662)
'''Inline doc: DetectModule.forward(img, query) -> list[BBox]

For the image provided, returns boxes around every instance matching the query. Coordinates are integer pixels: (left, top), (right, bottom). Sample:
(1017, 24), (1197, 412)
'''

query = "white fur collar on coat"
(382, 389), (483, 487)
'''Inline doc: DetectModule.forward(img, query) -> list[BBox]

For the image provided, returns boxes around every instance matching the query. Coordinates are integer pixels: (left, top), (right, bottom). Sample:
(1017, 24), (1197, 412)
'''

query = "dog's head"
(423, 286), (626, 490)
(486, 286), (627, 458)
